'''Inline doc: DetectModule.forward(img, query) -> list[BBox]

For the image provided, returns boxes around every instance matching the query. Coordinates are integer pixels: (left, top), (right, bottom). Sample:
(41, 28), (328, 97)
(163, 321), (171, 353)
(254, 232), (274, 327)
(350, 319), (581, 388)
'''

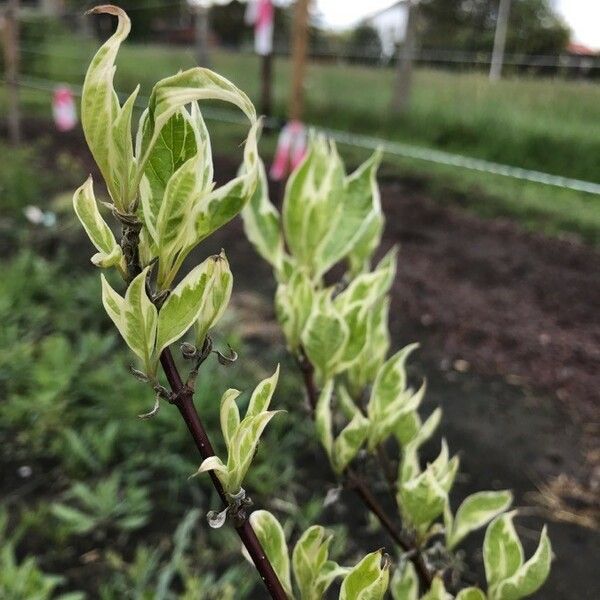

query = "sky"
(311, 0), (600, 50)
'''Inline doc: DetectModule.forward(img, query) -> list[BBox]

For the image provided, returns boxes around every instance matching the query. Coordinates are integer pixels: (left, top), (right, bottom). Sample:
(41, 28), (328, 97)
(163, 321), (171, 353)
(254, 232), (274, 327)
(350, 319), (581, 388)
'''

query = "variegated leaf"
(455, 588), (486, 600)
(339, 551), (390, 600)
(194, 251), (233, 344)
(72, 177), (125, 271)
(446, 490), (513, 550)
(491, 526), (551, 600)
(246, 511), (293, 597)
(242, 157), (285, 272)
(368, 344), (419, 421)
(399, 469), (447, 533)
(483, 512), (524, 589)
(140, 67), (256, 173)
(247, 367), (280, 418)
(332, 411), (370, 474)
(301, 299), (349, 382)
(282, 136), (344, 275)
(390, 561), (418, 600)
(193, 455), (229, 489)
(315, 379), (334, 458)
(420, 577), (451, 600)
(292, 525), (346, 600)
(100, 267), (158, 375)
(155, 254), (222, 353)
(318, 150), (383, 277)
(81, 5), (137, 211)
(219, 388), (241, 452)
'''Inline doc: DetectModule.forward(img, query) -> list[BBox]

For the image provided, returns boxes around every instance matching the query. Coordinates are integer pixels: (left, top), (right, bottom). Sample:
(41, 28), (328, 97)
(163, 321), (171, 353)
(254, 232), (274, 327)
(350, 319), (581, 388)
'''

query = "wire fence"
(4, 74), (600, 196)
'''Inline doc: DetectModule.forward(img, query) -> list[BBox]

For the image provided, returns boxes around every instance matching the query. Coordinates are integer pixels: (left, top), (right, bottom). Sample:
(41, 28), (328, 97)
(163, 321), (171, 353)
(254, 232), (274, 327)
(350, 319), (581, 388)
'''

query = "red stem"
(298, 356), (433, 589)
(159, 349), (288, 600)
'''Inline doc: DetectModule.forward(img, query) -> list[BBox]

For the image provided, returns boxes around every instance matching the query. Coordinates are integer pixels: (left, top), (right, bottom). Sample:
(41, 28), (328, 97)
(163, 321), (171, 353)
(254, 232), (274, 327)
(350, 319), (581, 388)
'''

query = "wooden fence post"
(289, 0), (309, 121)
(391, 0), (417, 115)
(490, 0), (511, 81)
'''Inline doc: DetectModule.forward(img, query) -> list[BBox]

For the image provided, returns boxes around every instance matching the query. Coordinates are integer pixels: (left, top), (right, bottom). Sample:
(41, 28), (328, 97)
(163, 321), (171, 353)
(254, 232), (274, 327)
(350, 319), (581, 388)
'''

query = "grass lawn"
(4, 33), (600, 243)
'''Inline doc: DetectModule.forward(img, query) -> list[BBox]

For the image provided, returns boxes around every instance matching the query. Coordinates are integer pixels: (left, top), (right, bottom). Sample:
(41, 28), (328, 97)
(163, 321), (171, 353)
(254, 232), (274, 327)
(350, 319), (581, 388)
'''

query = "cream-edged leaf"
(242, 157), (284, 272)
(483, 512), (524, 589)
(219, 388), (241, 452)
(339, 551), (389, 600)
(247, 366), (280, 418)
(156, 254), (222, 352)
(455, 589), (486, 600)
(81, 5), (136, 211)
(194, 251), (233, 344)
(315, 379), (334, 458)
(100, 267), (158, 375)
(73, 177), (124, 271)
(247, 511), (293, 597)
(332, 411), (370, 474)
(390, 561), (418, 600)
(447, 490), (513, 550)
(491, 526), (552, 600)
(140, 67), (256, 174)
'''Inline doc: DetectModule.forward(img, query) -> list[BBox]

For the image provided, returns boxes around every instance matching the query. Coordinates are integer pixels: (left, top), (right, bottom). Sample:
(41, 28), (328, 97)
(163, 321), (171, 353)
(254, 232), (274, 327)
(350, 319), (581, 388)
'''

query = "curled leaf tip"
(86, 4), (125, 17)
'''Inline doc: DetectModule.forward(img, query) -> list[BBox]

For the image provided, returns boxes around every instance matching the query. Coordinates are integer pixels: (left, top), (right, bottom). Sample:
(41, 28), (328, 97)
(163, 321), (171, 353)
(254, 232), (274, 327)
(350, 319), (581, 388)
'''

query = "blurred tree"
(210, 0), (248, 47)
(346, 23), (382, 60)
(418, 0), (569, 55)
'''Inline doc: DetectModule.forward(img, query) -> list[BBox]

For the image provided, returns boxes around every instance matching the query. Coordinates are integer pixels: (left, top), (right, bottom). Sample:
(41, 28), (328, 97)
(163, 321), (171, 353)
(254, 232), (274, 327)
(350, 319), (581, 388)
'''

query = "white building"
(363, 0), (409, 59)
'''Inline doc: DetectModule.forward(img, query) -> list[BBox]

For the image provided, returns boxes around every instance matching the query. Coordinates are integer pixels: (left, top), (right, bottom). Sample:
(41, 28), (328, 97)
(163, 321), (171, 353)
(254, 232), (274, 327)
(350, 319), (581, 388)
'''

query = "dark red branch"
(159, 349), (288, 600)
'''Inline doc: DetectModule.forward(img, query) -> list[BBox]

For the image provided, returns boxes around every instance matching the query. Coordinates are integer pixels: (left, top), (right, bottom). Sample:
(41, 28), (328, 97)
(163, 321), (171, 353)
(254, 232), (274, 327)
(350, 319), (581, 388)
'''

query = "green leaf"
(491, 526), (552, 600)
(347, 297), (390, 397)
(318, 150), (383, 277)
(242, 157), (285, 272)
(339, 304), (369, 370)
(51, 503), (97, 534)
(399, 469), (447, 532)
(390, 561), (418, 600)
(339, 550), (390, 600)
(275, 267), (314, 352)
(194, 251), (233, 344)
(446, 490), (513, 550)
(228, 411), (281, 493)
(335, 247), (397, 312)
(368, 344), (419, 421)
(247, 511), (293, 597)
(315, 379), (334, 457)
(140, 67), (256, 174)
(483, 512), (524, 589)
(247, 367), (280, 418)
(282, 137), (344, 276)
(193, 455), (229, 489)
(81, 6), (137, 211)
(219, 388), (241, 452)
(72, 177), (125, 271)
(368, 380), (426, 451)
(292, 525), (346, 600)
(332, 411), (370, 474)
(156, 254), (225, 353)
(455, 588), (486, 600)
(137, 103), (208, 240)
(420, 577), (451, 600)
(100, 267), (158, 375)
(301, 299), (349, 382)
